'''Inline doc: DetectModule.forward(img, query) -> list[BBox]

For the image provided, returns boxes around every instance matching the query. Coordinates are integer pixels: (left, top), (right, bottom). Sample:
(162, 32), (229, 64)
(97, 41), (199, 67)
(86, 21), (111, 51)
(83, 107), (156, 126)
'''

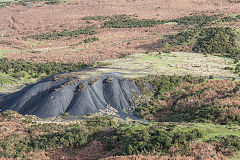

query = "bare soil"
(0, 0), (240, 63)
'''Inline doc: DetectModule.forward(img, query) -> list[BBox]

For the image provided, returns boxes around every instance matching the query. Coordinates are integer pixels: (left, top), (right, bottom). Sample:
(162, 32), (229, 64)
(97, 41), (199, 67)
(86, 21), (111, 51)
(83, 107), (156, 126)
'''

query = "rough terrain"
(1, 0), (240, 160)
(0, 0), (240, 63)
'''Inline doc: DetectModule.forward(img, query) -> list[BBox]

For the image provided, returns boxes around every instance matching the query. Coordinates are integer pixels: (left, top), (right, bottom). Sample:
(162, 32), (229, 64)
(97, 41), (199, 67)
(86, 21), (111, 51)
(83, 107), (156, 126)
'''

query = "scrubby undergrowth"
(134, 75), (240, 125)
(1, 105), (240, 159)
(0, 58), (104, 86)
(167, 27), (240, 58)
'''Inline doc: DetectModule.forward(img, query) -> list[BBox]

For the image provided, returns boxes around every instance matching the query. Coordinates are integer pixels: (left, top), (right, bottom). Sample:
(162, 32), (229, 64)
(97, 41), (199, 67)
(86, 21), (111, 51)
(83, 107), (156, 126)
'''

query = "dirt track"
(1, 0), (240, 63)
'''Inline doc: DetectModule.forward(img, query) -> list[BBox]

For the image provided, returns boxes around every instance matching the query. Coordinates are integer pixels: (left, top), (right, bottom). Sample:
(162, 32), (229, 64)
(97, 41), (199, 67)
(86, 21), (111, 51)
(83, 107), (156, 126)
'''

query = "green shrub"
(138, 75), (205, 98)
(83, 36), (99, 43)
(208, 135), (240, 153)
(193, 27), (239, 56)
(171, 14), (219, 26)
(104, 18), (163, 28)
(0, 0), (62, 7)
(0, 58), (104, 81)
(0, 116), (117, 158)
(221, 16), (240, 22)
(169, 27), (240, 57)
(83, 14), (130, 21)
(224, 67), (234, 70)
(82, 16), (110, 21)
(28, 128), (91, 150)
(163, 103), (240, 125)
(26, 26), (97, 40)
(107, 123), (203, 155)
(134, 75), (240, 125)
(134, 75), (205, 119)
(209, 75), (214, 79)
(235, 64), (240, 74)
(103, 14), (219, 28)
(86, 116), (116, 128)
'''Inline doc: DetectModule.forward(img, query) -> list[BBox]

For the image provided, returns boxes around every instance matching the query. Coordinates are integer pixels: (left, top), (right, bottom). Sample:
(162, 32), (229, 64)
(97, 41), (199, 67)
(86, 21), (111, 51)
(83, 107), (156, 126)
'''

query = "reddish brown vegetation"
(141, 79), (240, 122)
(105, 142), (228, 160)
(0, 0), (240, 63)
(47, 140), (122, 160)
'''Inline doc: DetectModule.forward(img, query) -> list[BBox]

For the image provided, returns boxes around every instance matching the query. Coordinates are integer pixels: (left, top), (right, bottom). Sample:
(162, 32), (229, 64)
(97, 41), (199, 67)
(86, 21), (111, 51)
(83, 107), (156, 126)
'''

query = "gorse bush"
(171, 14), (219, 26)
(193, 27), (239, 57)
(86, 116), (116, 128)
(1, 127), (93, 158)
(0, 0), (61, 8)
(169, 27), (240, 57)
(136, 75), (205, 98)
(82, 14), (130, 21)
(104, 18), (163, 28)
(0, 116), (115, 158)
(134, 75), (240, 125)
(83, 36), (99, 43)
(26, 26), (97, 40)
(82, 16), (110, 21)
(134, 75), (205, 119)
(221, 16), (240, 22)
(208, 135), (240, 153)
(103, 14), (220, 28)
(162, 103), (240, 125)
(0, 58), (103, 80)
(28, 128), (91, 150)
(107, 123), (203, 155)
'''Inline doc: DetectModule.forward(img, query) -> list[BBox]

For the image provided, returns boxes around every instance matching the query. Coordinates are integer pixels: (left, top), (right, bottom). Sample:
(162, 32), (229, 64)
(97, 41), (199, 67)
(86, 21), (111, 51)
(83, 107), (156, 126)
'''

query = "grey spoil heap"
(0, 72), (142, 120)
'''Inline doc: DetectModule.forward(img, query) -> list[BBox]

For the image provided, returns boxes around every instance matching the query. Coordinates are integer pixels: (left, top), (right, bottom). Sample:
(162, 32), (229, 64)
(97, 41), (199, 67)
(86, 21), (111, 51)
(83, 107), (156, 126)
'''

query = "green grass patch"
(0, 49), (13, 58)
(0, 72), (16, 85)
(98, 52), (237, 79)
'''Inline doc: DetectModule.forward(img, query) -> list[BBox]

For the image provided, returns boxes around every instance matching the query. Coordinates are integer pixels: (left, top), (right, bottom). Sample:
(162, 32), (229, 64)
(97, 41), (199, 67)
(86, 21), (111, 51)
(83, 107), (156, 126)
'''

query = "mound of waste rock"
(0, 73), (142, 119)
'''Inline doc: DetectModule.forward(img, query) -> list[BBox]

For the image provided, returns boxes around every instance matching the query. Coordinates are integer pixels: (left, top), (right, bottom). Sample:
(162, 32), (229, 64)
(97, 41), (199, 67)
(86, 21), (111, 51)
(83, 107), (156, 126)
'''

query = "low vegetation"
(83, 36), (99, 43)
(0, 0), (62, 8)
(103, 18), (163, 28)
(0, 58), (104, 83)
(134, 75), (240, 125)
(208, 135), (240, 154)
(1, 111), (240, 159)
(26, 26), (97, 40)
(82, 14), (130, 21)
(1, 5), (240, 159)
(169, 14), (220, 26)
(193, 27), (239, 57)
(168, 27), (240, 57)
(0, 111), (116, 158)
(103, 14), (221, 28)
(107, 123), (203, 155)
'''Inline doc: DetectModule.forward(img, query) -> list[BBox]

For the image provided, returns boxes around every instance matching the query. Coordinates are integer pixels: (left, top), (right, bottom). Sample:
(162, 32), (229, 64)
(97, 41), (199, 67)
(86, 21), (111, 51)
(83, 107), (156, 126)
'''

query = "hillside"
(1, 0), (240, 160)
(0, 0), (240, 63)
